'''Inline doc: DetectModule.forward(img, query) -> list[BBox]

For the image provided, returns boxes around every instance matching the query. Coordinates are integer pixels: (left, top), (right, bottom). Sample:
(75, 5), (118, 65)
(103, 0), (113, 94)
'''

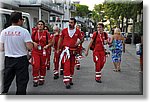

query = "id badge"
(38, 45), (42, 50)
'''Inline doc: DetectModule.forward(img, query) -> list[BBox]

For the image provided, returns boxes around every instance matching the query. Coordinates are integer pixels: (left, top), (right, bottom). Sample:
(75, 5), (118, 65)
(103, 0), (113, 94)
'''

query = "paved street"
(7, 40), (143, 95)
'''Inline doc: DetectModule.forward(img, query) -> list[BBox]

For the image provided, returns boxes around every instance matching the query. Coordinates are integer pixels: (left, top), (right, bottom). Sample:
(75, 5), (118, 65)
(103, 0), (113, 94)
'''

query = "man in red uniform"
(85, 22), (108, 83)
(75, 24), (85, 70)
(52, 26), (63, 79)
(57, 18), (83, 89)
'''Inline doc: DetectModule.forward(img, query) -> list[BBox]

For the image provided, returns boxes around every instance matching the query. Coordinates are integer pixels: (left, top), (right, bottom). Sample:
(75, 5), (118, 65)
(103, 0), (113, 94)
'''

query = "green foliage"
(74, 4), (90, 17)
(46, 24), (53, 33)
(91, 0), (142, 33)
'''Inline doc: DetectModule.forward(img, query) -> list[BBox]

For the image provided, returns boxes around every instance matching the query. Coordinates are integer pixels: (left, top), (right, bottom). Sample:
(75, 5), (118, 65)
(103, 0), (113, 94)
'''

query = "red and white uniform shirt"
(78, 31), (84, 47)
(60, 28), (82, 49)
(31, 30), (51, 55)
(54, 34), (63, 51)
(91, 31), (108, 51)
(47, 33), (53, 54)
(77, 31), (84, 56)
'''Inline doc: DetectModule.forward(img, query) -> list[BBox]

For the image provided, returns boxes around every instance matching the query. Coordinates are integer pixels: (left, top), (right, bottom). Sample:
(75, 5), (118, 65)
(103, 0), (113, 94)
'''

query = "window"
(22, 16), (30, 33)
(0, 13), (10, 32)
(0, 13), (30, 33)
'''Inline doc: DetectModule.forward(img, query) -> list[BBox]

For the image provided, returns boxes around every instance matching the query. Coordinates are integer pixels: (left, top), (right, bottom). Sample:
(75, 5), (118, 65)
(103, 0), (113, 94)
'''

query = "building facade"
(0, 0), (76, 30)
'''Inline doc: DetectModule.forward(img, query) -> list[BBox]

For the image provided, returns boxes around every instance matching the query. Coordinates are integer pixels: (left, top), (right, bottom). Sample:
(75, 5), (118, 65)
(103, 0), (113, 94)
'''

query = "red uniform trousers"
(46, 48), (51, 69)
(62, 51), (76, 85)
(140, 55), (143, 72)
(75, 58), (80, 69)
(53, 51), (64, 76)
(54, 51), (59, 76)
(93, 51), (106, 81)
(75, 45), (83, 69)
(32, 52), (47, 82)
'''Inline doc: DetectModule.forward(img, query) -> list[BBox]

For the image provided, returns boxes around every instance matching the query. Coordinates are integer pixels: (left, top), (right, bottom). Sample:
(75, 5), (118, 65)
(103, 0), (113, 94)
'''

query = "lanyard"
(38, 30), (43, 45)
(98, 33), (104, 45)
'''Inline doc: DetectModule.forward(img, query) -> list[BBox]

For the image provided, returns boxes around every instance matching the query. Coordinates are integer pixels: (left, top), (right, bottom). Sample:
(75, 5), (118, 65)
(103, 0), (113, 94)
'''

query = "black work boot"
(33, 81), (38, 87)
(54, 75), (59, 80)
(65, 83), (71, 89)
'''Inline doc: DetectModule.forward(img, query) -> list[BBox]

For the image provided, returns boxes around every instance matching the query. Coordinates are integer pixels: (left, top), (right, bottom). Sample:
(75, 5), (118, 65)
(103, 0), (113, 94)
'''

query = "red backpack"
(90, 32), (98, 51)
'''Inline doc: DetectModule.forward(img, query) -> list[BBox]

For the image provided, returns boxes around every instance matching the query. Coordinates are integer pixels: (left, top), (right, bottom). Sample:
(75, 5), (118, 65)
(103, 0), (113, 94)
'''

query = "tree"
(102, 0), (142, 33)
(102, 3), (121, 30)
(129, 1), (143, 44)
(94, 4), (105, 22)
(72, 4), (90, 17)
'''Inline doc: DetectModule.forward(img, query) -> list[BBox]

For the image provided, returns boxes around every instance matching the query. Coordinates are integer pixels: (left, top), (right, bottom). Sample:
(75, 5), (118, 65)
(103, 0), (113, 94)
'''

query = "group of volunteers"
(0, 12), (125, 95)
(30, 18), (85, 89)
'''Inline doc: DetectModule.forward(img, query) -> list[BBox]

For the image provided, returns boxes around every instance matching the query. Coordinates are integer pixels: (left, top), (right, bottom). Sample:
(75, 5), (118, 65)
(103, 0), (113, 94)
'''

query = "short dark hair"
(37, 20), (45, 26)
(97, 22), (104, 28)
(10, 12), (22, 23)
(70, 18), (76, 24)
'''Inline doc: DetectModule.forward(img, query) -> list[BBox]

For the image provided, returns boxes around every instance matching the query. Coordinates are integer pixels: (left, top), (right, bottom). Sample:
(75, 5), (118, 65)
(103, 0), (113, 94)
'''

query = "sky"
(72, 0), (105, 10)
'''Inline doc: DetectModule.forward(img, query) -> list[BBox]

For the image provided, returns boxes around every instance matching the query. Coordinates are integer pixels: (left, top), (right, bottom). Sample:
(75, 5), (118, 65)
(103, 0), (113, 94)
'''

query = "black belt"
(5, 55), (27, 59)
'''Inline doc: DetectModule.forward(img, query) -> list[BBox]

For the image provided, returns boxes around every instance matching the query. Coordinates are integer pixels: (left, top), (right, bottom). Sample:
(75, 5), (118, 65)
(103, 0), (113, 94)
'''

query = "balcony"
(75, 16), (85, 23)
(69, 5), (76, 12)
(20, 0), (53, 5)
(49, 3), (64, 15)
(19, 0), (64, 15)
(53, 0), (64, 5)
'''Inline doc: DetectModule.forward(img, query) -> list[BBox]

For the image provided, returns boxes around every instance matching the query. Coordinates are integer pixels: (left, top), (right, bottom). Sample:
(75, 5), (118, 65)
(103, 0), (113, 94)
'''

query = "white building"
(50, 0), (76, 29)
(0, 0), (65, 29)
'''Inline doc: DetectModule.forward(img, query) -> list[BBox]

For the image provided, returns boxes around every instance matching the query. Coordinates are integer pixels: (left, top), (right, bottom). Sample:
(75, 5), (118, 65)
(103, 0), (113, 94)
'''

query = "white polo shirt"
(0, 25), (32, 57)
